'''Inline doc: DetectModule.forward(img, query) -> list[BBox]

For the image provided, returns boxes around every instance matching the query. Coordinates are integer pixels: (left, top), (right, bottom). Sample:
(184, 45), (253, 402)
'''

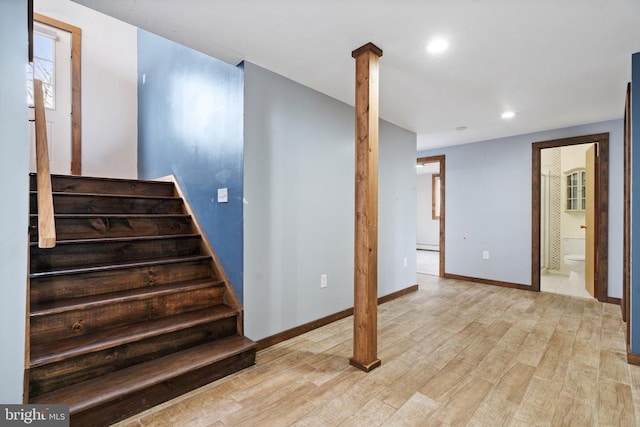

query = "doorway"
(29, 13), (82, 175)
(532, 133), (609, 302)
(416, 155), (445, 277)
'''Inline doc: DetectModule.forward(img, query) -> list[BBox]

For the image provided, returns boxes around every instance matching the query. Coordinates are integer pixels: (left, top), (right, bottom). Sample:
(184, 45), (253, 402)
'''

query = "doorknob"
(580, 225), (587, 229)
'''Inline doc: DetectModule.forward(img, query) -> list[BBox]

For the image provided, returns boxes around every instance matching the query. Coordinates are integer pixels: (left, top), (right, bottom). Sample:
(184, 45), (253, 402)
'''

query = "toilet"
(562, 236), (585, 284)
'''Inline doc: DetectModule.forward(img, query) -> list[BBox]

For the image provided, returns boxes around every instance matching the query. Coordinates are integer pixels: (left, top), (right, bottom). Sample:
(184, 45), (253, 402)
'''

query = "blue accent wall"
(137, 30), (244, 301)
(632, 52), (640, 354)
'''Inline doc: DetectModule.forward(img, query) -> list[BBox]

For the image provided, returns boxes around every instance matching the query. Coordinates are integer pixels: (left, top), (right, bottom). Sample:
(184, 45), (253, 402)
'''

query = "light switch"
(217, 188), (228, 203)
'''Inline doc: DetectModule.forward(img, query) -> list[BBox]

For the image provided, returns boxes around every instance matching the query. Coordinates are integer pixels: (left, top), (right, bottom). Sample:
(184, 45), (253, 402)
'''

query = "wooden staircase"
(27, 174), (256, 426)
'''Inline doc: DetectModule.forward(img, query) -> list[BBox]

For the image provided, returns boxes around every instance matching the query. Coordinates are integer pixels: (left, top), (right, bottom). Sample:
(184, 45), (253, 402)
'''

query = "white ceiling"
(74, 0), (640, 151)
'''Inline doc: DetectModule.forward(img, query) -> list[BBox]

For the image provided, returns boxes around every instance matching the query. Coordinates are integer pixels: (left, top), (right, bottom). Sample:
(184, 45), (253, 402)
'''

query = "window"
(27, 30), (56, 109)
(432, 174), (441, 220)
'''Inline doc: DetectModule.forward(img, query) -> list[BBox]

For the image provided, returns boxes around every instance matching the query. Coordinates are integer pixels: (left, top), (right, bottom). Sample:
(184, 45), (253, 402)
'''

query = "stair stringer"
(155, 174), (244, 336)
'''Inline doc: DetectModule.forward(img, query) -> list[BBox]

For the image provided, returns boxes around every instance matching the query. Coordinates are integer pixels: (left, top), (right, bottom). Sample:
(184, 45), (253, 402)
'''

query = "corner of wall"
(630, 52), (640, 354)
(0, 0), (29, 403)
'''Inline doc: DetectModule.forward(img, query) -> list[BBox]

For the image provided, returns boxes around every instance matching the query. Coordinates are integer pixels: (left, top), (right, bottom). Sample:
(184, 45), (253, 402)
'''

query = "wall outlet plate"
(217, 188), (228, 203)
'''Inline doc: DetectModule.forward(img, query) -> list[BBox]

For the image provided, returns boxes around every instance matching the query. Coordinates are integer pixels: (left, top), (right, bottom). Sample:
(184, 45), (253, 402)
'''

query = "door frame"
(33, 13), (82, 175)
(531, 133), (609, 302)
(623, 83), (631, 334)
(416, 155), (445, 277)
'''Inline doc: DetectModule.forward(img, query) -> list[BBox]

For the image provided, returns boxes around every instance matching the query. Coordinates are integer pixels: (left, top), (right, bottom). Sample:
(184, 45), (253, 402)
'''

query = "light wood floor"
(115, 275), (639, 426)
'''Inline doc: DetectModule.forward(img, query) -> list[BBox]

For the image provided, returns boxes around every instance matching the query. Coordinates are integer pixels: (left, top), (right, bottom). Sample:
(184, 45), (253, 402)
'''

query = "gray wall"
(419, 119), (623, 298)
(0, 0), (29, 403)
(244, 62), (416, 340)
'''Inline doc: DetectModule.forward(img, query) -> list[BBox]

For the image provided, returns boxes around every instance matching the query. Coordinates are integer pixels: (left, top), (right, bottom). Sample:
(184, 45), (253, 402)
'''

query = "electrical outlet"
(403, 257), (408, 267)
(482, 250), (490, 260)
(320, 274), (328, 288)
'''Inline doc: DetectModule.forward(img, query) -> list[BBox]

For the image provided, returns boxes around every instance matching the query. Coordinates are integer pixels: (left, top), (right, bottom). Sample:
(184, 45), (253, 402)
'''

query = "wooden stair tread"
(30, 306), (239, 367)
(31, 336), (256, 412)
(31, 190), (181, 201)
(31, 172), (175, 187)
(31, 278), (225, 317)
(30, 174), (176, 197)
(29, 233), (200, 247)
(30, 254), (211, 279)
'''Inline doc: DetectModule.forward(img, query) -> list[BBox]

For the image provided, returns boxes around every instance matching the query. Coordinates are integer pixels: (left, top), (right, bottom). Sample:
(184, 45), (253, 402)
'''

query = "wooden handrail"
(33, 78), (56, 248)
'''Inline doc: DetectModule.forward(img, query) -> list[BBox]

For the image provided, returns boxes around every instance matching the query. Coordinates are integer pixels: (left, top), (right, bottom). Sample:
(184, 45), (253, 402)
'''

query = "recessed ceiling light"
(427, 37), (449, 54)
(501, 111), (516, 119)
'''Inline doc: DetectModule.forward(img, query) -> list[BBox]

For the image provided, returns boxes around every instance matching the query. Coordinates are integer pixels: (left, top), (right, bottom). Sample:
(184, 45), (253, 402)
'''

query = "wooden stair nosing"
(30, 213), (192, 220)
(29, 233), (200, 248)
(30, 255), (212, 279)
(31, 172), (176, 187)
(30, 305), (239, 368)
(30, 336), (257, 413)
(31, 278), (225, 317)
(29, 174), (176, 198)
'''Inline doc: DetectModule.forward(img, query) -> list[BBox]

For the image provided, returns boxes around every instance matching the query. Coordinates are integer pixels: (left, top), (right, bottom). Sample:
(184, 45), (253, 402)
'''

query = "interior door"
(585, 144), (596, 297)
(29, 23), (72, 174)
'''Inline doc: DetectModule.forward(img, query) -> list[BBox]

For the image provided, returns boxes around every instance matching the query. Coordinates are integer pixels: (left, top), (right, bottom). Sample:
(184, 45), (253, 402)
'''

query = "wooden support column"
(350, 42), (383, 372)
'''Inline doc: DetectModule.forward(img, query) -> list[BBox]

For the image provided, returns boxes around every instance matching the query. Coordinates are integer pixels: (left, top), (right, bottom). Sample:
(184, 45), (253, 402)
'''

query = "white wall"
(419, 119), (623, 298)
(416, 173), (440, 250)
(35, 0), (137, 179)
(244, 62), (417, 341)
(0, 0), (29, 403)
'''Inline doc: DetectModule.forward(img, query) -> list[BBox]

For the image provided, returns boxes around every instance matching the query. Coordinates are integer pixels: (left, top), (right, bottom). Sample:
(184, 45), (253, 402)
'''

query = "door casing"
(416, 155), (445, 277)
(531, 133), (609, 302)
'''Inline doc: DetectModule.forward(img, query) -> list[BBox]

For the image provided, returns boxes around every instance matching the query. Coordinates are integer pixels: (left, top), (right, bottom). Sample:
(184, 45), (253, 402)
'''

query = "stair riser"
(69, 349), (256, 427)
(30, 216), (194, 241)
(31, 237), (201, 272)
(29, 317), (239, 397)
(30, 175), (176, 197)
(31, 259), (214, 305)
(30, 193), (184, 215)
(31, 287), (226, 343)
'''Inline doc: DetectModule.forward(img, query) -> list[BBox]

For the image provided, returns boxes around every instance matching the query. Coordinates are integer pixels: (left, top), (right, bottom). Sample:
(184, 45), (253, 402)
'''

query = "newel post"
(350, 42), (383, 372)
